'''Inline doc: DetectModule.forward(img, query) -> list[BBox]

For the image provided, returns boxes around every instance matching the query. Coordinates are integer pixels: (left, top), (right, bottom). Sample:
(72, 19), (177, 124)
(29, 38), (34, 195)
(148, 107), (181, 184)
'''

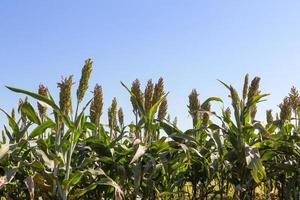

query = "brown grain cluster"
(77, 58), (93, 103)
(266, 109), (273, 124)
(188, 89), (200, 126)
(130, 79), (144, 113)
(279, 97), (292, 122)
(57, 76), (73, 116)
(144, 80), (154, 113)
(90, 84), (103, 126)
(37, 84), (48, 117)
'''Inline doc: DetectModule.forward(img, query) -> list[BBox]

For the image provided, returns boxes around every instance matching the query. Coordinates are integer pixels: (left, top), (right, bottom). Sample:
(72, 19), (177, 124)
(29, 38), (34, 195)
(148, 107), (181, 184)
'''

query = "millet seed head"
(225, 107), (231, 118)
(108, 97), (118, 129)
(108, 107), (112, 129)
(230, 86), (240, 108)
(158, 99), (168, 120)
(57, 76), (73, 116)
(288, 86), (300, 112)
(118, 107), (124, 127)
(202, 102), (211, 126)
(266, 109), (273, 124)
(188, 89), (200, 115)
(152, 77), (165, 106)
(188, 89), (201, 126)
(250, 104), (257, 123)
(77, 58), (93, 103)
(131, 79), (144, 113)
(144, 79), (154, 113)
(242, 74), (249, 100)
(37, 84), (48, 116)
(247, 76), (261, 101)
(279, 97), (292, 122)
(90, 84), (103, 125)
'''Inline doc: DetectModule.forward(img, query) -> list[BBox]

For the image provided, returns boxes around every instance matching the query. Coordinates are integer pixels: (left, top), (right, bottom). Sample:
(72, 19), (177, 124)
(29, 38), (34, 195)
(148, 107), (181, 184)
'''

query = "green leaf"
(28, 120), (55, 139)
(67, 171), (83, 186)
(71, 184), (97, 198)
(0, 108), (19, 135)
(6, 86), (60, 110)
(201, 97), (223, 108)
(148, 93), (168, 121)
(6, 86), (73, 128)
(29, 160), (45, 170)
(21, 102), (41, 125)
(3, 125), (13, 141)
(84, 122), (97, 131)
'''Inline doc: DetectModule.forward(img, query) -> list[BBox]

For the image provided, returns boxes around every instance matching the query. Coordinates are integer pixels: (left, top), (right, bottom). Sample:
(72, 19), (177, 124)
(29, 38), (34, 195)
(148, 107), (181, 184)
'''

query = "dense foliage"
(0, 59), (299, 200)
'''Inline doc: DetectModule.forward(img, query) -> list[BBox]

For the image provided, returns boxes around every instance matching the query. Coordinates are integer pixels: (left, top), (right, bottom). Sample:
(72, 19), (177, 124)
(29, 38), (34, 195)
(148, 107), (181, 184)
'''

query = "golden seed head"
(111, 97), (118, 116)
(90, 84), (103, 125)
(202, 102), (211, 126)
(118, 107), (124, 127)
(108, 97), (118, 129)
(57, 76), (73, 116)
(247, 76), (261, 100)
(77, 58), (93, 103)
(144, 79), (154, 113)
(11, 109), (15, 121)
(230, 86), (240, 108)
(2, 130), (6, 143)
(250, 104), (257, 123)
(279, 97), (292, 122)
(266, 109), (273, 124)
(188, 89), (201, 126)
(158, 99), (168, 120)
(131, 79), (144, 112)
(37, 84), (48, 116)
(242, 74), (249, 100)
(129, 121), (135, 134)
(152, 77), (165, 106)
(188, 89), (200, 114)
(108, 107), (112, 128)
(288, 86), (300, 111)
(225, 107), (231, 118)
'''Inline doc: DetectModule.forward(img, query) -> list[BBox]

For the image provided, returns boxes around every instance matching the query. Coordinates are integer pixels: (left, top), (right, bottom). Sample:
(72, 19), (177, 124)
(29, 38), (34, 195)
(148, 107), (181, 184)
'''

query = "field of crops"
(0, 59), (299, 200)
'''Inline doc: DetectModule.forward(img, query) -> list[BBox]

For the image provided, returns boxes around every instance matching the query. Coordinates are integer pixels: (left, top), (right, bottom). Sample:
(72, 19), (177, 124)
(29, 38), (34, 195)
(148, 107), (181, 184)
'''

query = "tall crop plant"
(0, 59), (299, 200)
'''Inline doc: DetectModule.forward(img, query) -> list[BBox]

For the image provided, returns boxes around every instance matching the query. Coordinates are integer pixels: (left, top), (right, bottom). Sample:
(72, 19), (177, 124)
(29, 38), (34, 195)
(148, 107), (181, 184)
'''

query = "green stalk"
(64, 101), (80, 199)
(65, 102), (79, 179)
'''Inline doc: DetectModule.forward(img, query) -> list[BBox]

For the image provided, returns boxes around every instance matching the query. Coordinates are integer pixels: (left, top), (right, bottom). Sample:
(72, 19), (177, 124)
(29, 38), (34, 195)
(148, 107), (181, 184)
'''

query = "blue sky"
(1, 1), (300, 129)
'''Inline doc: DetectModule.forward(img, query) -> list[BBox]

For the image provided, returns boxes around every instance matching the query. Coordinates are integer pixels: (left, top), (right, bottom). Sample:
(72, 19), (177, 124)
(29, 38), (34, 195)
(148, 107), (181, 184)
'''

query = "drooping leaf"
(0, 167), (18, 189)
(6, 86), (60, 110)
(24, 176), (35, 200)
(0, 143), (10, 160)
(245, 145), (266, 183)
(71, 184), (97, 198)
(201, 97), (223, 109)
(130, 144), (147, 164)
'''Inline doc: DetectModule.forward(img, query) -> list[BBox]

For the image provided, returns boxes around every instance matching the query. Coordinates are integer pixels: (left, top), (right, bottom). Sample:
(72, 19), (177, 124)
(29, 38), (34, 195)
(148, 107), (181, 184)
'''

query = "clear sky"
(1, 1), (300, 129)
